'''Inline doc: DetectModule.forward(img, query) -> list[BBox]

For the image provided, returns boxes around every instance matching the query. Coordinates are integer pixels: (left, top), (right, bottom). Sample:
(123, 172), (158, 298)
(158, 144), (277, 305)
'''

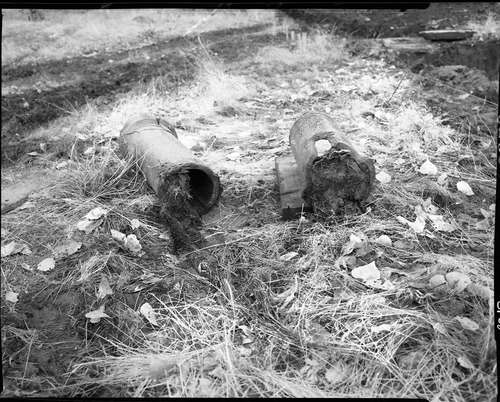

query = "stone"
(1, 173), (48, 214)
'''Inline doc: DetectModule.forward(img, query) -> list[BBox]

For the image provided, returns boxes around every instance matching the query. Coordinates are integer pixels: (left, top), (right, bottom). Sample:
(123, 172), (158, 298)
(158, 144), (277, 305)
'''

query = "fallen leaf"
(475, 219), (489, 231)
(20, 262), (32, 271)
(140, 302), (158, 325)
(39, 143), (47, 152)
(429, 275), (447, 289)
(226, 152), (241, 161)
(55, 161), (69, 170)
(466, 283), (493, 300)
(422, 197), (438, 215)
(85, 207), (108, 220)
(1, 242), (32, 258)
(376, 171), (391, 184)
(351, 261), (380, 282)
(97, 277), (113, 299)
(432, 322), (447, 335)
(279, 251), (299, 262)
(445, 272), (471, 292)
(432, 215), (457, 232)
(37, 257), (55, 272)
(456, 181), (474, 196)
(130, 219), (141, 229)
(437, 172), (448, 185)
(85, 305), (110, 323)
(455, 316), (479, 331)
(419, 159), (438, 175)
(54, 240), (82, 259)
(324, 365), (346, 384)
(111, 229), (126, 242)
(375, 235), (392, 247)
(457, 355), (475, 370)
(5, 291), (19, 303)
(408, 215), (426, 233)
(77, 219), (103, 234)
(124, 234), (142, 253)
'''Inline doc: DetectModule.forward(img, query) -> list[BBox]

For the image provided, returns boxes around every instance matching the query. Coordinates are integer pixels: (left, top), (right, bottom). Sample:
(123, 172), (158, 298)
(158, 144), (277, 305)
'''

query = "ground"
(1, 5), (498, 400)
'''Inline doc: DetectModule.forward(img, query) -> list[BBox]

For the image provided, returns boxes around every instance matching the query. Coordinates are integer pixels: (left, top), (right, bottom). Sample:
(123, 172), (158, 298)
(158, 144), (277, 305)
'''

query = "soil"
(282, 3), (499, 39)
(1, 4), (498, 395)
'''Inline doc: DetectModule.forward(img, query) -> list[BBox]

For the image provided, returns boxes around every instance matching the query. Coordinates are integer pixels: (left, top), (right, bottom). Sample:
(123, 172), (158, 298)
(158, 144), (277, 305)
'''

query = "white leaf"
(83, 146), (95, 156)
(445, 272), (471, 292)
(325, 366), (345, 384)
(85, 207), (108, 220)
(140, 302), (158, 325)
(432, 322), (447, 335)
(85, 305), (110, 323)
(466, 283), (493, 300)
(1, 242), (32, 258)
(54, 240), (82, 259)
(457, 355), (475, 370)
(456, 181), (474, 196)
(55, 161), (69, 170)
(375, 235), (392, 247)
(479, 208), (492, 220)
(422, 198), (438, 214)
(455, 316), (479, 331)
(111, 229), (126, 242)
(432, 219), (457, 233)
(5, 291), (19, 303)
(371, 323), (392, 333)
(20, 262), (32, 271)
(408, 215), (426, 233)
(376, 171), (391, 184)
(124, 234), (142, 253)
(429, 275), (447, 289)
(488, 203), (495, 212)
(130, 219), (141, 229)
(37, 257), (55, 272)
(475, 218), (489, 231)
(396, 216), (410, 226)
(351, 261), (380, 282)
(97, 277), (113, 299)
(437, 172), (448, 185)
(419, 159), (438, 175)
(77, 219), (102, 234)
(279, 251), (299, 261)
(226, 152), (241, 161)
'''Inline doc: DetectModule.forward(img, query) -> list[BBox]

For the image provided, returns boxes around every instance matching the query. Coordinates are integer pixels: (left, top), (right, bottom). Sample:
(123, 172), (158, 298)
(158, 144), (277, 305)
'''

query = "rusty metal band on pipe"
(119, 116), (222, 215)
(289, 112), (375, 214)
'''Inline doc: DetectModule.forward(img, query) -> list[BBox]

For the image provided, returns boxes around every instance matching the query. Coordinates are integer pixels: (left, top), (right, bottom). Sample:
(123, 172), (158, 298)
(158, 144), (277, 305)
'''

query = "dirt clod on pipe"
(289, 112), (375, 217)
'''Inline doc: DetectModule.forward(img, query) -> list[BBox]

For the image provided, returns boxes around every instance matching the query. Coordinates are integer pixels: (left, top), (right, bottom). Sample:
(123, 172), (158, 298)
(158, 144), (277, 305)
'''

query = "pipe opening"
(187, 168), (218, 214)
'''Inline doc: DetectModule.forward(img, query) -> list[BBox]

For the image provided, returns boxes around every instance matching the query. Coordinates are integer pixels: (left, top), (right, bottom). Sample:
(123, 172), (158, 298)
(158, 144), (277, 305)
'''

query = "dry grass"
(1, 11), (496, 401)
(466, 11), (500, 39)
(1, 9), (274, 66)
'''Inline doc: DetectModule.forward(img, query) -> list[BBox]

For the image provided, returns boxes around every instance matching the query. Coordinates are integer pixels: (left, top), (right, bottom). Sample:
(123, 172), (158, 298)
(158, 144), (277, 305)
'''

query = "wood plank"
(275, 155), (313, 220)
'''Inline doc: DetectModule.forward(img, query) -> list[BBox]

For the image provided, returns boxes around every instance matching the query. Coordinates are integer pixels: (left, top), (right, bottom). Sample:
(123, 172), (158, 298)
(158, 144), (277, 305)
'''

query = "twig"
(382, 73), (406, 106)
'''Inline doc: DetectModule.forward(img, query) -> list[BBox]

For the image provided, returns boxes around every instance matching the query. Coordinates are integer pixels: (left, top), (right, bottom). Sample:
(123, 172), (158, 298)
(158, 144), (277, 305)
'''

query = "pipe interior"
(188, 169), (216, 213)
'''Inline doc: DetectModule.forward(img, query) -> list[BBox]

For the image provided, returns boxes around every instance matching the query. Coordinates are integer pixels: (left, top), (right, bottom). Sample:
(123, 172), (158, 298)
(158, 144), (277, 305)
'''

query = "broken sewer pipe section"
(119, 116), (222, 216)
(288, 112), (376, 217)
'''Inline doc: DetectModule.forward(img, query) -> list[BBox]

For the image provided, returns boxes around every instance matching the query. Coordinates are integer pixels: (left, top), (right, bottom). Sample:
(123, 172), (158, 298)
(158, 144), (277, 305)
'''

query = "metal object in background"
(119, 116), (222, 215)
(277, 112), (375, 219)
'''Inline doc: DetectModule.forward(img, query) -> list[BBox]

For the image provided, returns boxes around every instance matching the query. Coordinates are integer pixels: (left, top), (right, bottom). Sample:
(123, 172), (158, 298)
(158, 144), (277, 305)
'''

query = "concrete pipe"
(289, 112), (375, 215)
(119, 116), (222, 215)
